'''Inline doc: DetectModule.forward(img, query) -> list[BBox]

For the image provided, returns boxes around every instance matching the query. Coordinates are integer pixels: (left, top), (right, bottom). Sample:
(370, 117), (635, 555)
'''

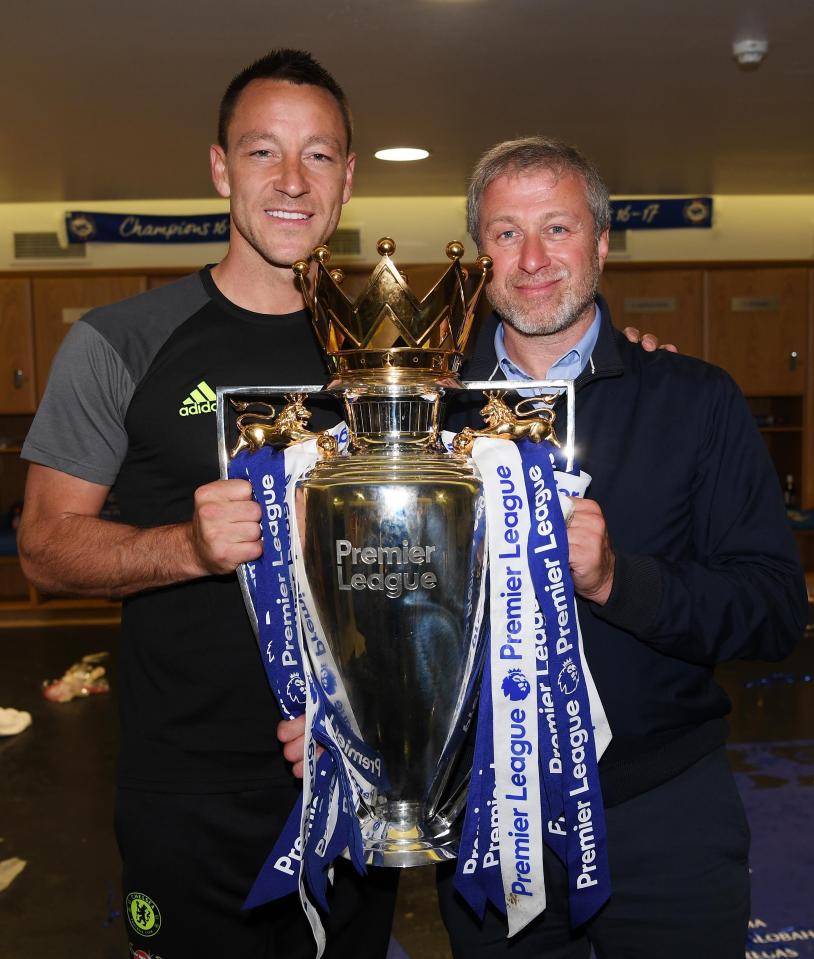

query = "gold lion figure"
(230, 394), (338, 458)
(452, 391), (560, 455)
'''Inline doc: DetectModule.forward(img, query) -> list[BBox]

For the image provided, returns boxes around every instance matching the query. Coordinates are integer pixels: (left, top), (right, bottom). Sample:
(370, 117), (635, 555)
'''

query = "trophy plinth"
(361, 800), (458, 867)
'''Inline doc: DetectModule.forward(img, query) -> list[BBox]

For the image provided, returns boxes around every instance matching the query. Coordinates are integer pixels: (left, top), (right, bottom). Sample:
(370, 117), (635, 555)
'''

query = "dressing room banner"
(65, 211), (230, 244)
(609, 197), (713, 230)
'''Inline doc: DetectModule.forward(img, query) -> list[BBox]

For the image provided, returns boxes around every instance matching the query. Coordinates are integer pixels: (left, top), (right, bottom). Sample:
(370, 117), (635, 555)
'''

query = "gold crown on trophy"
(292, 238), (492, 379)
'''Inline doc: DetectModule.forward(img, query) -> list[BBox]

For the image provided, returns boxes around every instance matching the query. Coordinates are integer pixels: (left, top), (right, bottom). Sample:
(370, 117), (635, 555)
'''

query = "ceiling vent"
(14, 232), (87, 260)
(329, 228), (361, 256)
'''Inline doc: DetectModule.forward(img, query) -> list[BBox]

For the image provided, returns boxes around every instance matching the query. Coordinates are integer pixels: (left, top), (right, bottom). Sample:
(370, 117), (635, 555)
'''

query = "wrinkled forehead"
(487, 162), (581, 197)
(482, 166), (591, 221)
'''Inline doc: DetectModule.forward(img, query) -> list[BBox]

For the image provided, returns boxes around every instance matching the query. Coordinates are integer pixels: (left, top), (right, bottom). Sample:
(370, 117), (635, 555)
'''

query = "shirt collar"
(493, 303), (601, 383)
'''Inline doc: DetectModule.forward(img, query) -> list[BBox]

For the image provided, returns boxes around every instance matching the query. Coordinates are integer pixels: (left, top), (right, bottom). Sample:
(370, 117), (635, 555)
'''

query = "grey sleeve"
(21, 321), (135, 486)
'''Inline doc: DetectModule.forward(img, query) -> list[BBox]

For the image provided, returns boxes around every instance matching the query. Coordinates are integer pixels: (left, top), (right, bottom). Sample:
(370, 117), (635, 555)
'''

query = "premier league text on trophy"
(334, 540), (439, 599)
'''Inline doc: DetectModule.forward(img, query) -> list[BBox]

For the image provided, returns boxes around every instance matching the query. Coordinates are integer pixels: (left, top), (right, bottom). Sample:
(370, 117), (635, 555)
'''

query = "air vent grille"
(608, 230), (627, 254)
(330, 228), (361, 256)
(14, 232), (87, 259)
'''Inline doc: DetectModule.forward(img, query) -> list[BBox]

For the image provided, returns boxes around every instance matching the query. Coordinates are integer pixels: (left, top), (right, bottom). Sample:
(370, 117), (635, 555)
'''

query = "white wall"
(1, 194), (813, 271)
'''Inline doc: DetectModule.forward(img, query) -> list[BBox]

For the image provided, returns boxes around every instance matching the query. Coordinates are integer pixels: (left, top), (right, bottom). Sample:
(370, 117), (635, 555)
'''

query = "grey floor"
(0, 624), (812, 959)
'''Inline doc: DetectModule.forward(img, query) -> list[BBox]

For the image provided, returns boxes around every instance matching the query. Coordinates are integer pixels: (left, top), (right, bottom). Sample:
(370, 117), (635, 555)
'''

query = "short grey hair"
(466, 136), (611, 246)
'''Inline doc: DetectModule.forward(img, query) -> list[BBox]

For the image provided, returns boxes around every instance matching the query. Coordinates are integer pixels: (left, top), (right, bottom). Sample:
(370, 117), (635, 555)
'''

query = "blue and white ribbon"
(454, 436), (611, 933)
(230, 443), (307, 719)
(229, 425), (371, 957)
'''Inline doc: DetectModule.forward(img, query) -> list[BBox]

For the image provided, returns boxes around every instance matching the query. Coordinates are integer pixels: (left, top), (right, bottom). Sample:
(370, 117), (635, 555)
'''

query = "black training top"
(23, 268), (331, 791)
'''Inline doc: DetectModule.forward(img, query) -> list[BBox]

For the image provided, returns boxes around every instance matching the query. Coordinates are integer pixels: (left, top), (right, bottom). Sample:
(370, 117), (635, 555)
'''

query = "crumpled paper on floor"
(43, 651), (110, 703)
(0, 708), (32, 736)
(0, 858), (27, 893)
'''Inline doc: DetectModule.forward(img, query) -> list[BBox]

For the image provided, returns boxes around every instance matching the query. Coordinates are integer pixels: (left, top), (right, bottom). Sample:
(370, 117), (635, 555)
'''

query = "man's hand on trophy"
(565, 498), (616, 606)
(188, 479), (263, 575)
(277, 716), (324, 779)
(623, 327), (678, 353)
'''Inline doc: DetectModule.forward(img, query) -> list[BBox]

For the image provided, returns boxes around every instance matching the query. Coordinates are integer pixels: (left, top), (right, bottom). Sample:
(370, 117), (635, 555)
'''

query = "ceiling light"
(375, 148), (430, 162)
(732, 38), (769, 67)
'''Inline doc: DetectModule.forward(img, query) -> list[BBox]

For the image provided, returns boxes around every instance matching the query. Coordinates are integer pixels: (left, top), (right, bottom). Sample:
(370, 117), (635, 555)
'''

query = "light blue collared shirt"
(492, 304), (601, 391)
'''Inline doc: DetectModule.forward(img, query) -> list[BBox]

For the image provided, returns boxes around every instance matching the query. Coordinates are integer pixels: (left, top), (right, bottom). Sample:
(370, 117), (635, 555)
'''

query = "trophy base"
(356, 800), (459, 867)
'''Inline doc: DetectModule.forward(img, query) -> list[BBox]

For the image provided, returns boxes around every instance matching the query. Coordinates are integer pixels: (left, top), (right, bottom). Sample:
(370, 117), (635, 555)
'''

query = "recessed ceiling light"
(374, 147), (430, 162)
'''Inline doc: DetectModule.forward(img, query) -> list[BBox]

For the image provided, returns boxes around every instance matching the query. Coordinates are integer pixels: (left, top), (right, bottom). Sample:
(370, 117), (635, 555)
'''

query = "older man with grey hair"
(439, 136), (806, 958)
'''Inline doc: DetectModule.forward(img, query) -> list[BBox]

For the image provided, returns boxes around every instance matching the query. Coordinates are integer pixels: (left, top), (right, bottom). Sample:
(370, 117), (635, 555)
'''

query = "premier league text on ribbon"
(523, 454), (608, 910)
(260, 471), (299, 673)
(490, 456), (545, 916)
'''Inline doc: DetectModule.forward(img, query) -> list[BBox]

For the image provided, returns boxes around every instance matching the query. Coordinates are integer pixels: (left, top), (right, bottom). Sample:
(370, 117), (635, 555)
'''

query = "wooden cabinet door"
(600, 269), (703, 358)
(32, 275), (146, 399)
(706, 268), (807, 395)
(0, 279), (36, 412)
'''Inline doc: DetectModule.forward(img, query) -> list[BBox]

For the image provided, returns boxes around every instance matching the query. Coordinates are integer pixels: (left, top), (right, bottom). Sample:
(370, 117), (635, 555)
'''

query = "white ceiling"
(2, 0), (813, 203)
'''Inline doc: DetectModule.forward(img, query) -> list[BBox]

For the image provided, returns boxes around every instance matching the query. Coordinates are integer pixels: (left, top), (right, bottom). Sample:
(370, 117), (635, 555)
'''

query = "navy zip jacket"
(448, 296), (807, 805)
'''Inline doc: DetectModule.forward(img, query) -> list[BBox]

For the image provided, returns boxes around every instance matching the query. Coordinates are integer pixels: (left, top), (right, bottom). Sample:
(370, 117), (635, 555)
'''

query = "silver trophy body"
(297, 386), (485, 865)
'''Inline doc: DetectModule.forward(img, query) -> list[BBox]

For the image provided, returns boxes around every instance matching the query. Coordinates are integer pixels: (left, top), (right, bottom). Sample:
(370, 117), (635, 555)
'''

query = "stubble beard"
(488, 252), (601, 338)
(231, 212), (319, 271)
(229, 196), (342, 271)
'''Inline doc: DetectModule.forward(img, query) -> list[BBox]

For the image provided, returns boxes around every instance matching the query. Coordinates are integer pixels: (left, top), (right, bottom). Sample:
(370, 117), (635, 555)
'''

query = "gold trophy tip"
(292, 260), (310, 277)
(377, 237), (396, 257)
(476, 254), (493, 273)
(329, 268), (345, 284)
(313, 245), (332, 263)
(445, 241), (465, 261)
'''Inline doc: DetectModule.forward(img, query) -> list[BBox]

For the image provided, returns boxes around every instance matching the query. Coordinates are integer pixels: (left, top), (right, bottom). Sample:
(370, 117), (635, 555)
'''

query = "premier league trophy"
(217, 239), (572, 872)
(218, 239), (613, 954)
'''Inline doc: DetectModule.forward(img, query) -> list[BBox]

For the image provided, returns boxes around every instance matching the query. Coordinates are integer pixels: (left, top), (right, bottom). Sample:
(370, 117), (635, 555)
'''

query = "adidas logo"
(179, 380), (217, 416)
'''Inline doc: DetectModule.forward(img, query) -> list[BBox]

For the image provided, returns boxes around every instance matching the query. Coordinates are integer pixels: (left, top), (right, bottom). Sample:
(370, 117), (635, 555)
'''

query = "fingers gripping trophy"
(217, 238), (599, 948)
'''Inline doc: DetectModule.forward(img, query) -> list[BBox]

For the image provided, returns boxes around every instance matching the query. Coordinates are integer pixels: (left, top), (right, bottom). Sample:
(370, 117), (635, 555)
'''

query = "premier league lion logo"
(501, 669), (531, 701)
(286, 673), (306, 702)
(557, 657), (580, 695)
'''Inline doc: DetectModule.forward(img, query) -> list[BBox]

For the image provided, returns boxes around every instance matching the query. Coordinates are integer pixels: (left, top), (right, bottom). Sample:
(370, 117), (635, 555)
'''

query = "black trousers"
(437, 747), (751, 959)
(115, 783), (399, 958)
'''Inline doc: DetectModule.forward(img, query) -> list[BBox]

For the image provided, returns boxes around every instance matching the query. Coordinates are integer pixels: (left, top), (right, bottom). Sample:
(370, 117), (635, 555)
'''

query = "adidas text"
(179, 400), (216, 416)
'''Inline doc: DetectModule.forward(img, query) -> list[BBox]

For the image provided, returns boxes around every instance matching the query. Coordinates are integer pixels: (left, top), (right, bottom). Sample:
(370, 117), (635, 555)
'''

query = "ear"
(210, 144), (231, 199)
(596, 228), (610, 272)
(342, 152), (356, 205)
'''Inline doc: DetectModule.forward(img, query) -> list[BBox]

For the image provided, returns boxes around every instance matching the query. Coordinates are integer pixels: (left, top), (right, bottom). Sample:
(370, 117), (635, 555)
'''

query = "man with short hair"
(438, 136), (807, 958)
(18, 49), (397, 958)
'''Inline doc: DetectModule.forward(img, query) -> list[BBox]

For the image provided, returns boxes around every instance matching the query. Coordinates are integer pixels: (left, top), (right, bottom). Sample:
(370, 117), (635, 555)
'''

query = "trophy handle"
(451, 390), (561, 455)
(216, 384), (335, 642)
(228, 393), (338, 459)
(460, 379), (576, 472)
